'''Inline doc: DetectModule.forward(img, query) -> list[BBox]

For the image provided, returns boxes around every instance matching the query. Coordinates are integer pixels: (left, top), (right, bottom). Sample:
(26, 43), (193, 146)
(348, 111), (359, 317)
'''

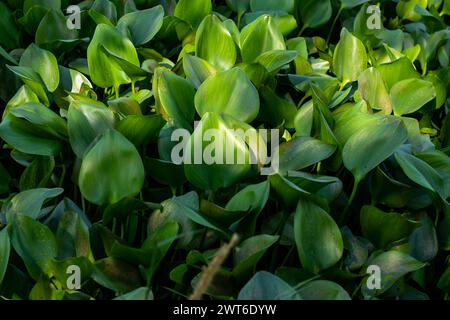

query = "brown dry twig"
(189, 234), (240, 300)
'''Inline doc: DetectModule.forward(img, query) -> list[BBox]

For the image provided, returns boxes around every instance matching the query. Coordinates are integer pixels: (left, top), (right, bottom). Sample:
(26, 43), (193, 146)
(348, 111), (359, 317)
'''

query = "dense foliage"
(0, 0), (449, 300)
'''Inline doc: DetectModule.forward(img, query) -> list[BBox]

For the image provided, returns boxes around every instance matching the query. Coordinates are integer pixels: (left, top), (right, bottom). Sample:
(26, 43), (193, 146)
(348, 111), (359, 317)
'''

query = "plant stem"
(327, 7), (343, 44)
(339, 178), (360, 226)
(298, 25), (307, 37)
(114, 85), (120, 99)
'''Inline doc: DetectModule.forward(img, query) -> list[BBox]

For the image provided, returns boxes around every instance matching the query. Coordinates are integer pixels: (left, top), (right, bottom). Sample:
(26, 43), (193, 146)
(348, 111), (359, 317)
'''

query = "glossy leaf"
(79, 129), (145, 205)
(20, 44), (59, 92)
(343, 117), (408, 182)
(238, 271), (300, 300)
(362, 251), (426, 298)
(153, 67), (196, 130)
(195, 15), (236, 71)
(174, 0), (212, 28)
(87, 24), (139, 88)
(333, 28), (368, 84)
(117, 5), (164, 46)
(391, 79), (436, 116)
(299, 0), (332, 29)
(233, 234), (279, 280)
(358, 67), (392, 114)
(195, 68), (260, 123)
(240, 15), (286, 63)
(294, 199), (343, 273)
(67, 100), (115, 158)
(183, 54), (217, 88)
(2, 188), (63, 221)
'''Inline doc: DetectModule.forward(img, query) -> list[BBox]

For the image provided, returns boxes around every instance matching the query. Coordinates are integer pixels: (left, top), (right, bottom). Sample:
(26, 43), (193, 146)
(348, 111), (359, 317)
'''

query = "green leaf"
(174, 0), (212, 28)
(409, 214), (438, 262)
(58, 66), (93, 94)
(341, 226), (368, 270)
(0, 114), (62, 156)
(117, 5), (164, 46)
(416, 150), (450, 198)
(0, 228), (10, 286)
(377, 57), (420, 90)
(153, 67), (196, 130)
(233, 234), (279, 281)
(10, 102), (67, 139)
(183, 53), (217, 88)
(10, 215), (57, 281)
(144, 157), (186, 188)
(35, 9), (78, 47)
(116, 115), (166, 147)
(99, 45), (148, 81)
(20, 43), (59, 92)
(92, 257), (141, 293)
(225, 180), (270, 214)
(255, 50), (297, 73)
(238, 271), (300, 300)
(298, 280), (351, 300)
(294, 199), (343, 273)
(273, 136), (336, 174)
(79, 129), (145, 205)
(394, 151), (446, 200)
(259, 86), (297, 128)
(142, 220), (179, 281)
(183, 112), (253, 191)
(391, 79), (436, 115)
(67, 100), (115, 158)
(396, 0), (427, 21)
(333, 28), (368, 84)
(51, 256), (93, 290)
(6, 65), (49, 105)
(3, 188), (63, 221)
(362, 251), (426, 298)
(341, 0), (371, 9)
(19, 156), (55, 191)
(90, 0), (117, 24)
(226, 0), (250, 13)
(195, 15), (237, 71)
(358, 67), (392, 114)
(87, 23), (139, 88)
(240, 15), (286, 63)
(55, 209), (91, 259)
(343, 117), (408, 182)
(250, 0), (295, 12)
(360, 205), (418, 249)
(195, 68), (260, 123)
(299, 0), (332, 29)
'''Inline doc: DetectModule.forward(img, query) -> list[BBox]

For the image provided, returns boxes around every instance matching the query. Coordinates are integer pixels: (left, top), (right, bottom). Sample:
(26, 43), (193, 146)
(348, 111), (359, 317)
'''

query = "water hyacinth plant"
(0, 0), (449, 301)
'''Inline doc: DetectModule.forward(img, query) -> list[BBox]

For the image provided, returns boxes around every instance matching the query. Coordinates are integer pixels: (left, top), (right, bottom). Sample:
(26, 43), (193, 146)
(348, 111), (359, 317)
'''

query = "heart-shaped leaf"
(79, 129), (145, 205)
(333, 28), (368, 84)
(240, 15), (286, 63)
(195, 68), (260, 123)
(195, 15), (236, 71)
